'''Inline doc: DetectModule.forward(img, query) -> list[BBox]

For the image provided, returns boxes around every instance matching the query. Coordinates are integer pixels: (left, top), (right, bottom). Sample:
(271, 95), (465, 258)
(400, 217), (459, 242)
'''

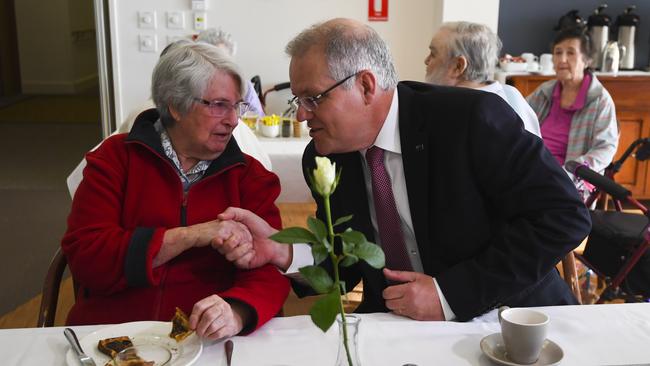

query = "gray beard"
(424, 68), (451, 86)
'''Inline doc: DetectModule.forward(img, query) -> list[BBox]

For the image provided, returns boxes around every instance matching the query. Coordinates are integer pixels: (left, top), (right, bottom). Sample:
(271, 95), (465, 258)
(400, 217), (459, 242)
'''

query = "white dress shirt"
(290, 89), (455, 320)
(478, 81), (542, 138)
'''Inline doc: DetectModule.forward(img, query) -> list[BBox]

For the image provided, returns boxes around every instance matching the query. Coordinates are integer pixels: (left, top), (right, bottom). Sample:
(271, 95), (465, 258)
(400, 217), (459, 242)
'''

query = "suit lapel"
(397, 83), (431, 271)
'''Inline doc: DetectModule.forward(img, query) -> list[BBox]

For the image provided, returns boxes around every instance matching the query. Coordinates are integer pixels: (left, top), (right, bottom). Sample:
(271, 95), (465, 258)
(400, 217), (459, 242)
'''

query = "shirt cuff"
(433, 277), (456, 321)
(284, 243), (313, 274)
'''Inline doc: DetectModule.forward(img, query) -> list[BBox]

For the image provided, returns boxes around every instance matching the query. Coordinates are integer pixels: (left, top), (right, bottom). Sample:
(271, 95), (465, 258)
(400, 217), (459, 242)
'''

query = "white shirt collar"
(370, 88), (400, 154)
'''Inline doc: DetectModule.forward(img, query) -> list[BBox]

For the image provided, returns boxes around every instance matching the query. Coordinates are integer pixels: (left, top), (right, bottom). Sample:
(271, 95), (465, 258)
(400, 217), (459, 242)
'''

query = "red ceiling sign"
(369, 0), (388, 21)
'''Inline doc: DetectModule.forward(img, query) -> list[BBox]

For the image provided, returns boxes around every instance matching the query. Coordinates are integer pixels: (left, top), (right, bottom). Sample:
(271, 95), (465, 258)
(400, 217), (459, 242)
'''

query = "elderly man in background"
(215, 18), (590, 322)
(425, 21), (541, 137)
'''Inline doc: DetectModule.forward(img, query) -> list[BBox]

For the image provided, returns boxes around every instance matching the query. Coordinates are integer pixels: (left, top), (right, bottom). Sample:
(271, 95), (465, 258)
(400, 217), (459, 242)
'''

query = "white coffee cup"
(498, 306), (549, 364)
(540, 53), (554, 73)
(527, 61), (540, 72)
(521, 53), (538, 64)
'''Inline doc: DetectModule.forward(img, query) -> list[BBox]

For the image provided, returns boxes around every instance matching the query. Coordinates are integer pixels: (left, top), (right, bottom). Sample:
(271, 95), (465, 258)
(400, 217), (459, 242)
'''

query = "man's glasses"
(289, 72), (359, 112)
(193, 98), (250, 118)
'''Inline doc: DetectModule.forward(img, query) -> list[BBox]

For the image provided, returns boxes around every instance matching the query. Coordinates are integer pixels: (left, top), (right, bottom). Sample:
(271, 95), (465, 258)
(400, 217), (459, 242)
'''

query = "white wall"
(440, 0), (500, 31)
(109, 0), (441, 127)
(108, 0), (500, 128)
(14, 0), (97, 94)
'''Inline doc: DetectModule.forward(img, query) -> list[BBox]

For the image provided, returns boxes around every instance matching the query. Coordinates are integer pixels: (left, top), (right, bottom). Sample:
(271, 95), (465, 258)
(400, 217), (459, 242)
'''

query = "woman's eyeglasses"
(193, 98), (250, 118)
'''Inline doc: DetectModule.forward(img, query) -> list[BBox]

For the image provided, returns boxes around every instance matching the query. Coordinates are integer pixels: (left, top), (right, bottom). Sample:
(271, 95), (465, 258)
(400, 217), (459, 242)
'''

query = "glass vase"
(335, 314), (361, 366)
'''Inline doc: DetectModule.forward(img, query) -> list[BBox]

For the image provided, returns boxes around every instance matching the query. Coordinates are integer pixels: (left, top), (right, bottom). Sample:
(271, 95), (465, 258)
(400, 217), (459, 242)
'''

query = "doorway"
(0, 0), (104, 318)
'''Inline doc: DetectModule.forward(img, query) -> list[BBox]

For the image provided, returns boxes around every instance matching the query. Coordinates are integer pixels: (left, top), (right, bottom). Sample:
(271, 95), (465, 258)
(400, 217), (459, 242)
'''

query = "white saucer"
(480, 333), (563, 366)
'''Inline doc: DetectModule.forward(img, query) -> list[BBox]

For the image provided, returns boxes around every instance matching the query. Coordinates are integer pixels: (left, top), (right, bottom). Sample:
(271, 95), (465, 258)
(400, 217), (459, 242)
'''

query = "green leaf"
(340, 254), (358, 267)
(311, 242), (328, 265)
(339, 230), (365, 246)
(307, 216), (328, 244)
(354, 241), (385, 269)
(269, 227), (317, 244)
(309, 289), (341, 332)
(333, 214), (353, 227)
(299, 265), (334, 294)
(341, 238), (355, 254)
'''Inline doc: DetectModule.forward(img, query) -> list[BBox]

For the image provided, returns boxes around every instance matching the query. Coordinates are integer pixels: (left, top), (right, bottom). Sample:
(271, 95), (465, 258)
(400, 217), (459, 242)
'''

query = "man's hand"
(382, 268), (445, 321)
(189, 294), (249, 340)
(216, 207), (292, 271)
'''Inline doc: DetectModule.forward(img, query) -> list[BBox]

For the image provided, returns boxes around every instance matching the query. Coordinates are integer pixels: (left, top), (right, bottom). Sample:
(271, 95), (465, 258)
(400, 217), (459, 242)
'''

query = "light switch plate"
(193, 12), (207, 30)
(166, 11), (185, 29)
(138, 11), (157, 29)
(191, 0), (207, 10)
(139, 34), (158, 53)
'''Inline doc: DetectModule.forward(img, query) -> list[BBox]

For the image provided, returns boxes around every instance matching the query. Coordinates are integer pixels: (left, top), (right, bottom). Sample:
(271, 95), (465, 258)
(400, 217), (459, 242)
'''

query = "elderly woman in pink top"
(527, 27), (619, 200)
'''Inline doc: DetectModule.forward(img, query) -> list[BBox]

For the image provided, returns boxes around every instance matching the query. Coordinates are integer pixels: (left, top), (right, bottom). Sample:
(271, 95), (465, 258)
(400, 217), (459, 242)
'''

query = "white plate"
(65, 321), (202, 366)
(480, 333), (563, 366)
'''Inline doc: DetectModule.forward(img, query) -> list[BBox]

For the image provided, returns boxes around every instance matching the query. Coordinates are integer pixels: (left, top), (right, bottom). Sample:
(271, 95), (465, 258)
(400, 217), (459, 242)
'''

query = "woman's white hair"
(196, 28), (237, 57)
(151, 39), (246, 126)
(285, 19), (398, 90)
(439, 21), (502, 83)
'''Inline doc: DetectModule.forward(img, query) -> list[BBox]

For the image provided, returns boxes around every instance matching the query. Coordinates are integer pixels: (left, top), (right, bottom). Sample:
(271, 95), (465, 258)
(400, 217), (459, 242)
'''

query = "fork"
(64, 327), (97, 366)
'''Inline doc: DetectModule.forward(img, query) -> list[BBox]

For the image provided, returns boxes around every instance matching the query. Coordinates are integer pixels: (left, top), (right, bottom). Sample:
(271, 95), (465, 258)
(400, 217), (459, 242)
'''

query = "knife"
(64, 328), (97, 366)
(225, 339), (234, 366)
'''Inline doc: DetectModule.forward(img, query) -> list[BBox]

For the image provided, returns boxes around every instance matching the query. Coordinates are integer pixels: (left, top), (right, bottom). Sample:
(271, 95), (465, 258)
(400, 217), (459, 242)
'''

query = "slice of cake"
(169, 307), (194, 342)
(97, 336), (133, 358)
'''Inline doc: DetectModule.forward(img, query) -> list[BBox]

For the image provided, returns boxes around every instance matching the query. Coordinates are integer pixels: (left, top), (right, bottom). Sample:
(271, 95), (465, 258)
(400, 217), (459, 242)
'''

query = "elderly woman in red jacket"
(61, 39), (289, 340)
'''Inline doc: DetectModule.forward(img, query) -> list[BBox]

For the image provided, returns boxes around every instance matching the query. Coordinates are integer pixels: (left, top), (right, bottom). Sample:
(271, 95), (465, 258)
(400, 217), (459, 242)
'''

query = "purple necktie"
(366, 146), (412, 271)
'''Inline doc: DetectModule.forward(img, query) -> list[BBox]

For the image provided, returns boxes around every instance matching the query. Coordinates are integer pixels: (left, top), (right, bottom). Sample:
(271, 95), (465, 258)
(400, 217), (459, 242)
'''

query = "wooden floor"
(0, 202), (358, 329)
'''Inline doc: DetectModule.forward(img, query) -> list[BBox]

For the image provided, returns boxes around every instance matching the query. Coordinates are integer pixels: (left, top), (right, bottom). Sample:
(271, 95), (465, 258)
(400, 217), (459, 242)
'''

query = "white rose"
(313, 156), (336, 196)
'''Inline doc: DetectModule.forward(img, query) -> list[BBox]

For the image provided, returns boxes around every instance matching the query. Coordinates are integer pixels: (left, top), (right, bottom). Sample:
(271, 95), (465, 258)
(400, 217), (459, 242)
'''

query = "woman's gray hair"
(439, 21), (502, 83)
(285, 20), (398, 90)
(196, 28), (237, 57)
(151, 39), (246, 126)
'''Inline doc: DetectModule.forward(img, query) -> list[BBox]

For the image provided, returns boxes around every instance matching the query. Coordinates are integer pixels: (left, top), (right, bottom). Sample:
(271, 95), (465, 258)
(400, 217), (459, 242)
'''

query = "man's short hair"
(439, 21), (502, 83)
(285, 19), (398, 90)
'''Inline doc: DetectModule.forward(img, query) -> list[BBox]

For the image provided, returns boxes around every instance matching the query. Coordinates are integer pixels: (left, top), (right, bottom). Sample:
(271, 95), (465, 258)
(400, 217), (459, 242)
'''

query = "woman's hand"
(154, 220), (252, 267)
(189, 294), (251, 340)
(191, 219), (253, 248)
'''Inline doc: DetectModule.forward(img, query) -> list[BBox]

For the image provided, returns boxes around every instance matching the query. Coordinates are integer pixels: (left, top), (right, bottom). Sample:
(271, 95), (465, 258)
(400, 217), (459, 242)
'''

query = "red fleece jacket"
(62, 116), (289, 330)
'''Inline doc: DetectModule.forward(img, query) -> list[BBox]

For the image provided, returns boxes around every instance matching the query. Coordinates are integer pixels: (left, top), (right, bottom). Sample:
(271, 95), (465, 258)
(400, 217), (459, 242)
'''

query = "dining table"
(256, 134), (314, 203)
(1, 303), (649, 365)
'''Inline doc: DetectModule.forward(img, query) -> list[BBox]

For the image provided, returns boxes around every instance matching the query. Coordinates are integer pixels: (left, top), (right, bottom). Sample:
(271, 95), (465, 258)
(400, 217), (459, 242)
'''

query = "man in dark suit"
(216, 18), (591, 321)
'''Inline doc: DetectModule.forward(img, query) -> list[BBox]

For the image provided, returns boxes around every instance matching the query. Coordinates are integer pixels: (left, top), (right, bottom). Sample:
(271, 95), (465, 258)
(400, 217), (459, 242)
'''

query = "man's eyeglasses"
(193, 98), (250, 118)
(289, 72), (359, 112)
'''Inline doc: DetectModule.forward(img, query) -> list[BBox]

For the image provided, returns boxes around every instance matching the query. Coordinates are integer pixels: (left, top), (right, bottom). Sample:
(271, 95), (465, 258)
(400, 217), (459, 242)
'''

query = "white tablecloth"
(1, 303), (649, 365)
(257, 136), (313, 203)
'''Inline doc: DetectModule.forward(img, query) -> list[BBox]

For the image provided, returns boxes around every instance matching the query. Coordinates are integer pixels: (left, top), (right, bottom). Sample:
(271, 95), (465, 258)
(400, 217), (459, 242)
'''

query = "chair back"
(37, 248), (74, 327)
(250, 75), (262, 101)
(561, 252), (582, 304)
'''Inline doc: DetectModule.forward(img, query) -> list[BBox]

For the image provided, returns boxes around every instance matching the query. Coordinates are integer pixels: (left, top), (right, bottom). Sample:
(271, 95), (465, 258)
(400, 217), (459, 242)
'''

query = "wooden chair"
(561, 251), (582, 304)
(37, 248), (74, 327)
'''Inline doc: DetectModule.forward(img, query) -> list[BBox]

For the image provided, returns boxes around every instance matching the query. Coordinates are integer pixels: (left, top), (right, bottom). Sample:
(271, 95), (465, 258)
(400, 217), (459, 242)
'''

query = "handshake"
(208, 207), (292, 271)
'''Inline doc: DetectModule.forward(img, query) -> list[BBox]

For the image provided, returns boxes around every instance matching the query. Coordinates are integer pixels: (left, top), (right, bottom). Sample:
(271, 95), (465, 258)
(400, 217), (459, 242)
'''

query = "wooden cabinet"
(509, 74), (650, 198)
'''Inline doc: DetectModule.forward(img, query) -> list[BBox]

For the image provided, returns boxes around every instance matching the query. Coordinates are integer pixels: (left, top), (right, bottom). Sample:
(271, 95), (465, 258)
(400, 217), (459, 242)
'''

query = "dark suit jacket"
(300, 81), (591, 321)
